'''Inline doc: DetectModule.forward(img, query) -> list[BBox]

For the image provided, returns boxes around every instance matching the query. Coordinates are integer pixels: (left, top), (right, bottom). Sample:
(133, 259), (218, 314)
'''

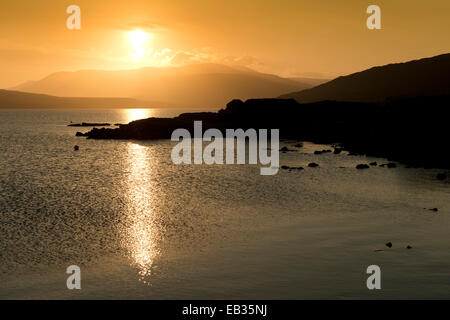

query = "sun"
(129, 30), (149, 46)
(128, 30), (151, 60)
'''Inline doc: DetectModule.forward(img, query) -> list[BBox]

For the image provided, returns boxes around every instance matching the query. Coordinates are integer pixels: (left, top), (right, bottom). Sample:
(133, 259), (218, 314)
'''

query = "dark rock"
(333, 148), (343, 154)
(437, 173), (447, 180)
(68, 122), (111, 127)
(369, 162), (377, 166)
(429, 208), (438, 212)
(294, 143), (303, 148)
(76, 96), (450, 170)
(74, 145), (79, 151)
(281, 165), (304, 171)
(308, 163), (319, 168)
(387, 162), (397, 168)
(356, 164), (370, 169)
(406, 245), (412, 249)
(385, 242), (393, 248)
(225, 99), (245, 112)
(75, 132), (85, 137)
(315, 149), (332, 154)
(380, 163), (397, 168)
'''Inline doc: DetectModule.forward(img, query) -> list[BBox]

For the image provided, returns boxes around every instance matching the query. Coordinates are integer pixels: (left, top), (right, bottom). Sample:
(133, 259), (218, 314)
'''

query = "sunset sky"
(0, 0), (449, 88)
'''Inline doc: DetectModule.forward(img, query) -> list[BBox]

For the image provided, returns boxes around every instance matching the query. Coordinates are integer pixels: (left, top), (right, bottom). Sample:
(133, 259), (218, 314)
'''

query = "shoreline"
(76, 96), (450, 170)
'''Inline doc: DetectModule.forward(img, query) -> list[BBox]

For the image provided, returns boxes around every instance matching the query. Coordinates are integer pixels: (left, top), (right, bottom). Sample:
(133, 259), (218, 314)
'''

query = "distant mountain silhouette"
(0, 89), (145, 109)
(12, 63), (313, 108)
(280, 53), (450, 103)
(287, 77), (330, 87)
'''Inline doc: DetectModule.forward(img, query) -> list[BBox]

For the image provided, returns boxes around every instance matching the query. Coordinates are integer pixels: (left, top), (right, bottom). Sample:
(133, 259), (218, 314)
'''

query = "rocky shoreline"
(77, 96), (450, 169)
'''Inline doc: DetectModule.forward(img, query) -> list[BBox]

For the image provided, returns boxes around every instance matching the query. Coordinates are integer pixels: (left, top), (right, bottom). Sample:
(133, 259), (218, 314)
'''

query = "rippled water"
(0, 109), (449, 299)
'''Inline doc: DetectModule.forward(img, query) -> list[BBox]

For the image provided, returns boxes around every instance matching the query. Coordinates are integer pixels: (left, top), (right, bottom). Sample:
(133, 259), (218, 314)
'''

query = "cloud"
(221, 55), (263, 68)
(169, 51), (197, 65)
(167, 50), (212, 64)
(167, 48), (263, 70)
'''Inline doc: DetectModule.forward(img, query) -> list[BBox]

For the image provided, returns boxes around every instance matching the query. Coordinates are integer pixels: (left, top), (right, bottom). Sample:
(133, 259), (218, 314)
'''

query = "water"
(0, 109), (449, 299)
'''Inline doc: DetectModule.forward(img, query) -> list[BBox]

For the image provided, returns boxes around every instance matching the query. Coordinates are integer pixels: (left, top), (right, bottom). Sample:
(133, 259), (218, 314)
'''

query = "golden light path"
(123, 142), (160, 283)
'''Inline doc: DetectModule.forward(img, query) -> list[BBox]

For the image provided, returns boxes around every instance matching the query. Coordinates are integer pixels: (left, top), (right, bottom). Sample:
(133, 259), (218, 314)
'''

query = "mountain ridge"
(0, 89), (148, 109)
(11, 63), (315, 108)
(280, 53), (450, 103)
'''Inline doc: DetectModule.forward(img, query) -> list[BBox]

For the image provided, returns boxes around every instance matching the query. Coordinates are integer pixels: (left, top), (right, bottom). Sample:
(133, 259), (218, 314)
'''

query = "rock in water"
(280, 146), (295, 152)
(74, 145), (79, 151)
(386, 242), (393, 248)
(406, 245), (412, 249)
(68, 122), (111, 127)
(387, 162), (397, 168)
(308, 163), (319, 168)
(369, 162), (377, 166)
(356, 164), (370, 169)
(315, 149), (332, 155)
(437, 173), (447, 180)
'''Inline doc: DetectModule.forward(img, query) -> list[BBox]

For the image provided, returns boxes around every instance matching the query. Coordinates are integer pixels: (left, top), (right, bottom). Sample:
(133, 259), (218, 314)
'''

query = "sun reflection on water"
(122, 142), (160, 283)
(125, 109), (153, 123)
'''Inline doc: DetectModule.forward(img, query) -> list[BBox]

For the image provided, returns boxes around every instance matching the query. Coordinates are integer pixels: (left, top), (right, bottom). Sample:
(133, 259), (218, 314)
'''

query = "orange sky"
(0, 0), (449, 88)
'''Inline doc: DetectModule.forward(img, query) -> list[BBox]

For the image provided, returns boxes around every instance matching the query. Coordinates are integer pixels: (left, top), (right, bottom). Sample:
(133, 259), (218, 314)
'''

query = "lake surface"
(0, 109), (449, 299)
